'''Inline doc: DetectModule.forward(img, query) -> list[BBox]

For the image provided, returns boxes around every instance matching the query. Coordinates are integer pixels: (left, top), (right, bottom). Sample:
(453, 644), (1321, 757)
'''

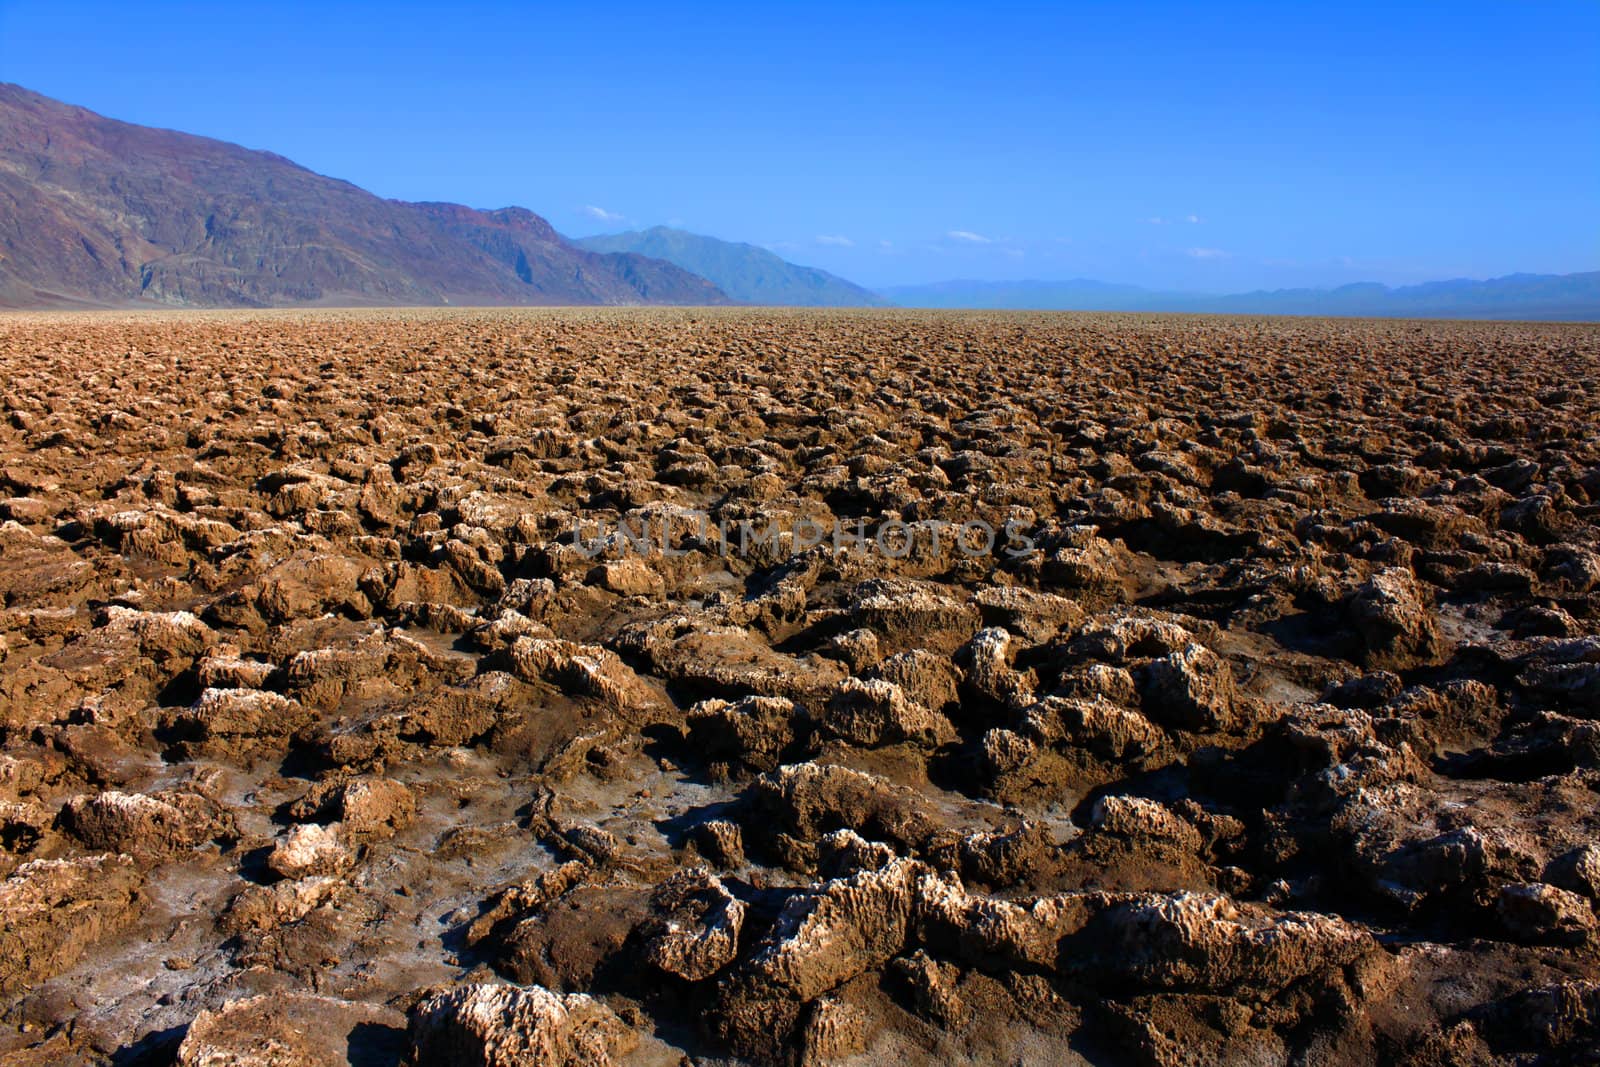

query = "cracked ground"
(1, 308), (1598, 1066)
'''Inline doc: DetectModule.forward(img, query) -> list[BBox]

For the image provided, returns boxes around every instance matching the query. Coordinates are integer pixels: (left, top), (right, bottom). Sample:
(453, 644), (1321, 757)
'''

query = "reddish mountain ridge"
(0, 84), (728, 308)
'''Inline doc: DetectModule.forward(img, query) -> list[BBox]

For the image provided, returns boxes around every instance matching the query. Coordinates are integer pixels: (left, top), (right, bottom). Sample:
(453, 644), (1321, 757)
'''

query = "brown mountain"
(0, 84), (729, 308)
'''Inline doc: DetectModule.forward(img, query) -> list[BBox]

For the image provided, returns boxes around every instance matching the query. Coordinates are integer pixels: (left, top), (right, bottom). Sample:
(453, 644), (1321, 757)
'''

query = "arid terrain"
(1, 308), (1598, 1066)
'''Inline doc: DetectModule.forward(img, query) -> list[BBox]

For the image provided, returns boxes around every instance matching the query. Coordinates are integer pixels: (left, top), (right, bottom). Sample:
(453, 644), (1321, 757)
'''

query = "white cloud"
(1187, 247), (1229, 259)
(947, 230), (992, 243)
(1186, 214), (1203, 224)
(582, 205), (625, 221)
(815, 234), (854, 247)
(1144, 216), (1167, 225)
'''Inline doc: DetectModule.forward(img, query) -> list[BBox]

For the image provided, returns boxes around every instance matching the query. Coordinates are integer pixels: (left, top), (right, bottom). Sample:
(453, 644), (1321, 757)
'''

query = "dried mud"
(0, 307), (1598, 1066)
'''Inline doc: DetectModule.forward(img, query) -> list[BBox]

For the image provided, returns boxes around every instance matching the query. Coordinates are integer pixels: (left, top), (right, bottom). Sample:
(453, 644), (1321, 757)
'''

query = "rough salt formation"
(176, 993), (405, 1067)
(639, 868), (746, 980)
(0, 853), (143, 996)
(406, 983), (637, 1067)
(0, 309), (1596, 1064)
(266, 822), (352, 880)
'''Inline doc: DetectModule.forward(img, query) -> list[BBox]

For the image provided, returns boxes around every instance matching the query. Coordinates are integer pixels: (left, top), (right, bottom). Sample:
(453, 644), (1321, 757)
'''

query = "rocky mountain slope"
(0, 85), (728, 308)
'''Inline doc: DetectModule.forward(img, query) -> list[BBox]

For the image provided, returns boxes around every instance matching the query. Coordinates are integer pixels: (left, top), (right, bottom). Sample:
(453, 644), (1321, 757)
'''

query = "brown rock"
(59, 788), (232, 863)
(750, 762), (938, 869)
(1547, 845), (1600, 898)
(495, 883), (651, 990)
(0, 854), (143, 995)
(267, 823), (353, 880)
(222, 876), (342, 937)
(1077, 892), (1373, 993)
(685, 695), (806, 775)
(176, 687), (314, 743)
(798, 992), (871, 1065)
(407, 983), (638, 1067)
(816, 677), (956, 749)
(847, 578), (981, 655)
(890, 949), (970, 1030)
(865, 649), (963, 714)
(587, 558), (664, 597)
(507, 635), (663, 713)
(744, 857), (925, 1000)
(640, 868), (746, 981)
(1140, 643), (1240, 731)
(1498, 882), (1598, 946)
(694, 819), (746, 869)
(178, 993), (405, 1067)
(1346, 568), (1445, 669)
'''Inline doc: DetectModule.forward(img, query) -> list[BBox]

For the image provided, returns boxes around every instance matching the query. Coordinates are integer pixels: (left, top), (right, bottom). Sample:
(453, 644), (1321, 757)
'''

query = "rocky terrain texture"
(0, 307), (1597, 1065)
(0, 85), (729, 309)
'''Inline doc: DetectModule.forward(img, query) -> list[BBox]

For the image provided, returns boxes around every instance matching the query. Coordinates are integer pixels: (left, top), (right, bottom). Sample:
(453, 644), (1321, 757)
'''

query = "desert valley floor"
(1, 308), (1598, 1065)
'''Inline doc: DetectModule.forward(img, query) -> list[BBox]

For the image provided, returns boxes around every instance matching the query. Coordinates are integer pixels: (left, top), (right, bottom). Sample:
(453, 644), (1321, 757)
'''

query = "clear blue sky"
(1, 0), (1595, 290)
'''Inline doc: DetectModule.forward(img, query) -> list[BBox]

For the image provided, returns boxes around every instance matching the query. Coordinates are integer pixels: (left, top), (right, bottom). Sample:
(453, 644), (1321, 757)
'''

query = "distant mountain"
(882, 272), (1600, 321)
(1204, 273), (1600, 320)
(0, 84), (728, 308)
(575, 226), (885, 307)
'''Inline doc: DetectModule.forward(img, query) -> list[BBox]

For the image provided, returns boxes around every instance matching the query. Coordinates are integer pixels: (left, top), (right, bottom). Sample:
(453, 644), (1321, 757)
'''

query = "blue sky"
(1, 0), (1595, 290)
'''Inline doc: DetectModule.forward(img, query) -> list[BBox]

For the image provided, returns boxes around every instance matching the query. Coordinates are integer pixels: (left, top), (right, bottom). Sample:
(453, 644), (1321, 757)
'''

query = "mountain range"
(881, 274), (1600, 320)
(0, 83), (1594, 320)
(574, 227), (884, 307)
(0, 84), (725, 308)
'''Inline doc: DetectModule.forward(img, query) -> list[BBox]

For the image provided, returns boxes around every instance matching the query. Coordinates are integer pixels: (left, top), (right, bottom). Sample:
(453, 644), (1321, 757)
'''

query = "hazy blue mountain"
(575, 227), (886, 307)
(1205, 273), (1600, 320)
(881, 272), (1600, 321)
